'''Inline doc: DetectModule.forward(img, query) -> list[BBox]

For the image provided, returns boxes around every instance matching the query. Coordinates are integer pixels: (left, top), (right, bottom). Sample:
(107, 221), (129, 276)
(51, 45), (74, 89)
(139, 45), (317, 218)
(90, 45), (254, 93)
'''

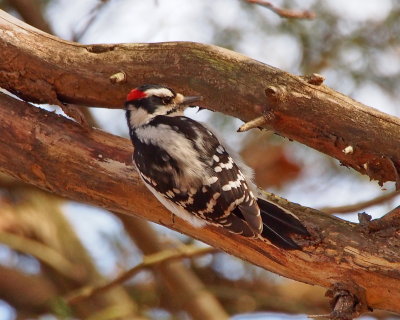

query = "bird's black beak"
(181, 95), (203, 105)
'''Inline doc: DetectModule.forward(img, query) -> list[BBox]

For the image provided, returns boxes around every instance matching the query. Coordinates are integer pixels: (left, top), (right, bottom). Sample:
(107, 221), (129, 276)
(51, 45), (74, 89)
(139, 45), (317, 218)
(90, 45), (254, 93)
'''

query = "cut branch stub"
(326, 283), (370, 320)
(302, 73), (325, 86)
(264, 85), (282, 106)
(109, 71), (127, 84)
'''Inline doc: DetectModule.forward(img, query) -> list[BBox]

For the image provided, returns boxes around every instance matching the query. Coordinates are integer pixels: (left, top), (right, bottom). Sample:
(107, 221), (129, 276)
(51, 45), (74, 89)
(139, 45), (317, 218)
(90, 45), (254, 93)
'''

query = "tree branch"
(0, 93), (400, 315)
(245, 0), (316, 19)
(0, 10), (399, 184)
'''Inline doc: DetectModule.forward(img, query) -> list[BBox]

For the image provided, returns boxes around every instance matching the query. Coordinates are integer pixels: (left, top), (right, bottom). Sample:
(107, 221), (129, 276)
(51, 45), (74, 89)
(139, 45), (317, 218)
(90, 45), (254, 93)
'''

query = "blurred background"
(0, 0), (399, 319)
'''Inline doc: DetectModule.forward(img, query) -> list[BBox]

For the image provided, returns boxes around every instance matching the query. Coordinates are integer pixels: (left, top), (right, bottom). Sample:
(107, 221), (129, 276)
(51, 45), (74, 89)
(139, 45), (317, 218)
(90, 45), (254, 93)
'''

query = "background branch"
(245, 0), (316, 19)
(66, 245), (216, 305)
(0, 231), (79, 280)
(118, 214), (229, 320)
(0, 188), (139, 318)
(321, 190), (400, 214)
(0, 265), (58, 314)
(4, 0), (52, 33)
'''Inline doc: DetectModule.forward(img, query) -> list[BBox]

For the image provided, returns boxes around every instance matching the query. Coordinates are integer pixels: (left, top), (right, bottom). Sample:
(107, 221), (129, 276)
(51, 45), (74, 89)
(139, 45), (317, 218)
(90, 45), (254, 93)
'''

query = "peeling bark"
(0, 93), (399, 315)
(0, 10), (399, 184)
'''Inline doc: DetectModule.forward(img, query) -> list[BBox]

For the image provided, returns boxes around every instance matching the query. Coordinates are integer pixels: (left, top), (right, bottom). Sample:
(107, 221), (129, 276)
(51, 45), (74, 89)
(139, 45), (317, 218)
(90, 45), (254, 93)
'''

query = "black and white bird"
(125, 84), (308, 249)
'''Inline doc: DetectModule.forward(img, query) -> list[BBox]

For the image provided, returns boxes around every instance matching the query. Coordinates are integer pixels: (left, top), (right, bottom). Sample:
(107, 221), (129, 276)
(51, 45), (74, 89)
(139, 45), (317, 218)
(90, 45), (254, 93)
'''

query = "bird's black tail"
(257, 198), (309, 250)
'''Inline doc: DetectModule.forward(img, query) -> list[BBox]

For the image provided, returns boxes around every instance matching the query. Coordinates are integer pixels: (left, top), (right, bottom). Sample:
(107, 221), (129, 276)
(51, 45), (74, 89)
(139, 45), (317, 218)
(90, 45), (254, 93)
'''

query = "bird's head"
(125, 84), (202, 128)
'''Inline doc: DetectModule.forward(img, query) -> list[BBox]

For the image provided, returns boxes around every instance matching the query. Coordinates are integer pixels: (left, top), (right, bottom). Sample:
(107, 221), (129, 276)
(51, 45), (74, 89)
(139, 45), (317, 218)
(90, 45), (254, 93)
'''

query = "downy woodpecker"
(125, 84), (308, 249)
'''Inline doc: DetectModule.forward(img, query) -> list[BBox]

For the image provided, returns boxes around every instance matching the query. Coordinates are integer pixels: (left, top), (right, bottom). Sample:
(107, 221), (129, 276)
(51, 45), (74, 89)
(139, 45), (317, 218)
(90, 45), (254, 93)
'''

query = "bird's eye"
(162, 97), (172, 105)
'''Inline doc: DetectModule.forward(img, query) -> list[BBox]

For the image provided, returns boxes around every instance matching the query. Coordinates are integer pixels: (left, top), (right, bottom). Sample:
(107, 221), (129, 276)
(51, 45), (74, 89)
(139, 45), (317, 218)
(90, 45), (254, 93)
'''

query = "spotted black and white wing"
(132, 115), (262, 237)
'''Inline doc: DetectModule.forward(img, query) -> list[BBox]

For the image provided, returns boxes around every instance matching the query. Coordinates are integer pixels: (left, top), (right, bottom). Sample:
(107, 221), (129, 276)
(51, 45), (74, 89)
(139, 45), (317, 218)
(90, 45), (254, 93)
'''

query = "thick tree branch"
(0, 93), (400, 315)
(0, 11), (400, 184)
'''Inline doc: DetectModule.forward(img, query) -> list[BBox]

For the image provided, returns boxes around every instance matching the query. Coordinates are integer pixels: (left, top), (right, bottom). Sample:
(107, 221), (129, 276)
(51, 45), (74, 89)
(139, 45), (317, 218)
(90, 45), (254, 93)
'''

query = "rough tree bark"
(1, 10), (400, 317)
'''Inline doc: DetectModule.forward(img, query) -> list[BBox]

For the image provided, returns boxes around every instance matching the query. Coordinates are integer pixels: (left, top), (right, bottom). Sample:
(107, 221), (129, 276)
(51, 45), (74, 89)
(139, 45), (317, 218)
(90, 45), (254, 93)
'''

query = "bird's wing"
(137, 115), (262, 236)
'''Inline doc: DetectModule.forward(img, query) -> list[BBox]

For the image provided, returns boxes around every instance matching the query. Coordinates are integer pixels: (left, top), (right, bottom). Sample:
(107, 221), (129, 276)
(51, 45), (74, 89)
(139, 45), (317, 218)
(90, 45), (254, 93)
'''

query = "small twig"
(65, 245), (217, 304)
(237, 116), (267, 132)
(238, 87), (283, 132)
(321, 190), (400, 214)
(246, 0), (316, 19)
(303, 73), (326, 86)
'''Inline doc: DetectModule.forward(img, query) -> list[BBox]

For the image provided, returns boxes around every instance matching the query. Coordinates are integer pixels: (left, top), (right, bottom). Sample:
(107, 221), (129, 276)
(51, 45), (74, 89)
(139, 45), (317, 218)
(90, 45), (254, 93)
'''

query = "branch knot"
(325, 282), (370, 320)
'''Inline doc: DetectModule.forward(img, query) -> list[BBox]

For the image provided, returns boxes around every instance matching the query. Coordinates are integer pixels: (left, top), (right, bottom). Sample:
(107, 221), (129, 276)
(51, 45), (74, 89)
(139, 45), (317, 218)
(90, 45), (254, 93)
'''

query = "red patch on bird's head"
(126, 89), (147, 102)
